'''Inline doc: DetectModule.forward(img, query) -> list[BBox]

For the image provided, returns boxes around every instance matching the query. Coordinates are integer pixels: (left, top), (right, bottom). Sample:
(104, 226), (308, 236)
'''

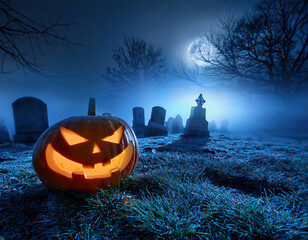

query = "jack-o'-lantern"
(32, 102), (138, 193)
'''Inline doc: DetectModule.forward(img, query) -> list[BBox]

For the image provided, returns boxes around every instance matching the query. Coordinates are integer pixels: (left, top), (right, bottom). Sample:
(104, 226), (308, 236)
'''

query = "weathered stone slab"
(172, 115), (184, 133)
(144, 106), (168, 137)
(12, 97), (48, 142)
(132, 107), (146, 137)
(0, 122), (10, 143)
(166, 117), (174, 133)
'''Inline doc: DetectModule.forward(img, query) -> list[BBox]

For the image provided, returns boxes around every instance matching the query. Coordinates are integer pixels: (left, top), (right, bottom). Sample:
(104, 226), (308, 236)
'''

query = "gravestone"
(144, 106), (168, 137)
(0, 121), (10, 143)
(220, 119), (229, 132)
(172, 114), (184, 133)
(165, 117), (174, 133)
(183, 94), (209, 137)
(132, 107), (146, 137)
(209, 121), (217, 132)
(12, 97), (49, 142)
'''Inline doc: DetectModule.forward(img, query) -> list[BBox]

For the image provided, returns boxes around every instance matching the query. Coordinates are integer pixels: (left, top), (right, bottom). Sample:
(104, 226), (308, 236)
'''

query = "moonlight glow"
(188, 39), (213, 66)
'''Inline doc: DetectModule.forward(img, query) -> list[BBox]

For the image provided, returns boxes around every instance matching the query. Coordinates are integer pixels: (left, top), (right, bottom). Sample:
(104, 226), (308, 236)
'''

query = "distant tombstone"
(132, 107), (146, 137)
(165, 117), (174, 133)
(12, 97), (49, 142)
(183, 94), (209, 137)
(220, 119), (229, 132)
(209, 121), (217, 132)
(172, 115), (184, 133)
(144, 106), (168, 137)
(0, 122), (10, 143)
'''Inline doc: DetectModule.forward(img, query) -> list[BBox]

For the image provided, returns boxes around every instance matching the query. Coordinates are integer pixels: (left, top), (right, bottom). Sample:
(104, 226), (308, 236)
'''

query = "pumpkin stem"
(88, 98), (96, 116)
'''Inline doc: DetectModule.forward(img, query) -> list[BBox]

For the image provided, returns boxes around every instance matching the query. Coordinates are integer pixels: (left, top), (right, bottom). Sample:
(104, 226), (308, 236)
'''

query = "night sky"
(1, 0), (275, 137)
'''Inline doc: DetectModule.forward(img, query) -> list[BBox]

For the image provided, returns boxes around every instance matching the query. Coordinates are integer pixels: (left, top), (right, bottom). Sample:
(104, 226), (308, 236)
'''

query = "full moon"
(188, 39), (212, 66)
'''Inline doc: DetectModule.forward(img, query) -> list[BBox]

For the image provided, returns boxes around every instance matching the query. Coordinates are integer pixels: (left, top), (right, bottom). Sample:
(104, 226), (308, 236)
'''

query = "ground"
(0, 132), (307, 239)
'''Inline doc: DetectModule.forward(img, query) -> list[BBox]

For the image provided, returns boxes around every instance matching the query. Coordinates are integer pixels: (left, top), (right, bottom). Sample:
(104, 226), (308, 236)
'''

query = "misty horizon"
(0, 0), (307, 138)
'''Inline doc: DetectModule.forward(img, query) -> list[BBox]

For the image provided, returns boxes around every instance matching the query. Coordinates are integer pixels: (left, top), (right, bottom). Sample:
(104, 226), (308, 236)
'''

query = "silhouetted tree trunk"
(191, 0), (307, 100)
(0, 0), (76, 75)
(102, 37), (166, 93)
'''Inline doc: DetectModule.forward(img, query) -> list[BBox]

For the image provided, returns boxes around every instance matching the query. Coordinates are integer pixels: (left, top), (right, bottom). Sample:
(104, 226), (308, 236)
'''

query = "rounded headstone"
(133, 107), (145, 126)
(166, 117), (174, 133)
(12, 97), (48, 142)
(172, 115), (184, 133)
(150, 106), (166, 125)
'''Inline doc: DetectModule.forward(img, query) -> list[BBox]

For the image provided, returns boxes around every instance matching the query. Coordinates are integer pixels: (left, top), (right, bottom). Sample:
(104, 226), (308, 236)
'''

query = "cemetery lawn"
(0, 132), (307, 239)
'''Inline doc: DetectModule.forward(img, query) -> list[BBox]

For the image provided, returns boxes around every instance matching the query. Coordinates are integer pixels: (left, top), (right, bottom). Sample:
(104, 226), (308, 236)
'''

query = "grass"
(0, 132), (307, 239)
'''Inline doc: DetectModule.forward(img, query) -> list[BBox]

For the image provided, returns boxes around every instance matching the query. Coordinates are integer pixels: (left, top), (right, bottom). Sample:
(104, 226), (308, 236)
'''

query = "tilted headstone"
(183, 94), (209, 137)
(144, 106), (168, 137)
(0, 122), (10, 143)
(172, 114), (184, 133)
(165, 117), (174, 133)
(132, 107), (146, 137)
(150, 106), (166, 126)
(12, 97), (49, 142)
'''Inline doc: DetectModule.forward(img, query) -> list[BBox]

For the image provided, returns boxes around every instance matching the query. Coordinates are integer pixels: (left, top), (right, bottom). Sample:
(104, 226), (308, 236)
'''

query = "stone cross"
(183, 94), (209, 137)
(196, 94), (205, 107)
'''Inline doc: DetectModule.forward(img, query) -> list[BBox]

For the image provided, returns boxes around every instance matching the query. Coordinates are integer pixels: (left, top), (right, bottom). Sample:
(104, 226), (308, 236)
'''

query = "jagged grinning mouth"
(45, 142), (133, 179)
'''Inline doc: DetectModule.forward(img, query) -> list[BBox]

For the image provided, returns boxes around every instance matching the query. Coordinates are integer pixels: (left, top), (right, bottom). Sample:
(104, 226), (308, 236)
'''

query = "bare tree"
(0, 0), (76, 75)
(102, 37), (166, 92)
(190, 0), (308, 100)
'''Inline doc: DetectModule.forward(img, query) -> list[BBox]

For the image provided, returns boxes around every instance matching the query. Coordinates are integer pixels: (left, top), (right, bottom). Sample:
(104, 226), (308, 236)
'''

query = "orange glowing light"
(60, 127), (88, 145)
(102, 125), (123, 144)
(45, 142), (133, 179)
(92, 143), (101, 154)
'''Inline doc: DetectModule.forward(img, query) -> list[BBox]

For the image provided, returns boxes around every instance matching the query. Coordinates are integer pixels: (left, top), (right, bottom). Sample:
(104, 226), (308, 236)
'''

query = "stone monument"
(165, 117), (174, 133)
(172, 114), (184, 133)
(132, 107), (146, 137)
(144, 106), (168, 137)
(183, 94), (209, 137)
(0, 121), (10, 143)
(12, 97), (49, 142)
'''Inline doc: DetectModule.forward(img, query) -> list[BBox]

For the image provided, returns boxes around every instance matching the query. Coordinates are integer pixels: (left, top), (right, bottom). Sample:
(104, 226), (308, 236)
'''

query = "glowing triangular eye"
(102, 125), (123, 144)
(60, 127), (88, 145)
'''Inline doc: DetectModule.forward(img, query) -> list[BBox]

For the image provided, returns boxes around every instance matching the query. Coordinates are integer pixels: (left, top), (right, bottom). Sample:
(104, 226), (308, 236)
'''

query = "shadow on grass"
(201, 168), (292, 197)
(0, 184), (99, 239)
(0, 184), (51, 239)
(156, 136), (212, 153)
(153, 136), (295, 197)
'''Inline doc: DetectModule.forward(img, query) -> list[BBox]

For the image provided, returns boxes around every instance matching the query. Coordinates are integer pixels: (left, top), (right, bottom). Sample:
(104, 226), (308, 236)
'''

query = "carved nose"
(92, 142), (101, 154)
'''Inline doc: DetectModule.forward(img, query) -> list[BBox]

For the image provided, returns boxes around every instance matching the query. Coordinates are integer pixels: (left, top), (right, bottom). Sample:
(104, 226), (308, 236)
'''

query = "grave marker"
(12, 97), (48, 142)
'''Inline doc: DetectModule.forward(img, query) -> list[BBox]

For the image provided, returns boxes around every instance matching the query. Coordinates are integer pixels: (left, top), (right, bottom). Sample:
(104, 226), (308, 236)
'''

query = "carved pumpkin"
(32, 114), (139, 193)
